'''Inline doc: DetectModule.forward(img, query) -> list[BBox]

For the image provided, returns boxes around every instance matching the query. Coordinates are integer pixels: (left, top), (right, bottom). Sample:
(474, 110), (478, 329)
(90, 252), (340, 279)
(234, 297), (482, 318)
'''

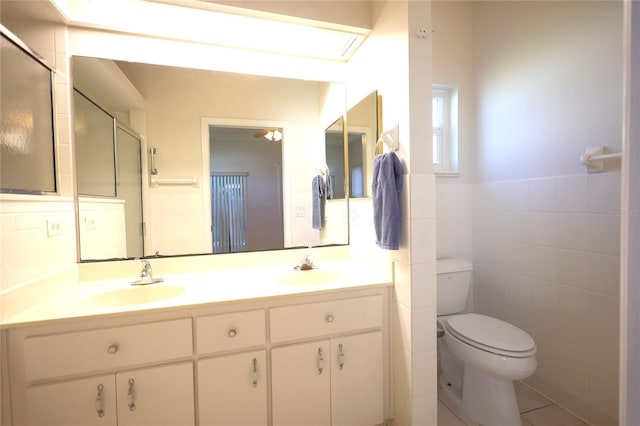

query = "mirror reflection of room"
(346, 91), (378, 199)
(324, 118), (346, 200)
(71, 57), (353, 260)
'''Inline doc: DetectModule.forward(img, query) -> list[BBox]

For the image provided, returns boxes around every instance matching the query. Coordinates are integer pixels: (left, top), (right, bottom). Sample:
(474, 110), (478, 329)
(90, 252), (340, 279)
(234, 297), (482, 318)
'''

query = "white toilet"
(437, 258), (537, 426)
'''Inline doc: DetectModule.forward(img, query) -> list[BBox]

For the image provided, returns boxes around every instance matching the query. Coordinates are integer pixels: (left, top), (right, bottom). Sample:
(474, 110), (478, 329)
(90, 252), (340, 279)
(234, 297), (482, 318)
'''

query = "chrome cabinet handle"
(326, 314), (334, 323)
(252, 358), (258, 387)
(107, 344), (119, 355)
(95, 384), (105, 417)
(338, 343), (345, 370)
(317, 347), (324, 375)
(228, 329), (237, 338)
(127, 378), (136, 411)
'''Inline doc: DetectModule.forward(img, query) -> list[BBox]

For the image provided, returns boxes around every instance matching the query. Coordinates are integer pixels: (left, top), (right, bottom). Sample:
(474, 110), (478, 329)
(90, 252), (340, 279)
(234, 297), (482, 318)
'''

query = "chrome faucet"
(294, 247), (316, 270)
(131, 260), (164, 285)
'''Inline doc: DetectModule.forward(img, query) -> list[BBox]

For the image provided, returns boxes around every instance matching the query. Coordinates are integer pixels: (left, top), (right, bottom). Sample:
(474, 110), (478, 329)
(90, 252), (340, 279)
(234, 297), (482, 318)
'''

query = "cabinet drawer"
(270, 295), (382, 343)
(196, 310), (265, 354)
(23, 318), (193, 382)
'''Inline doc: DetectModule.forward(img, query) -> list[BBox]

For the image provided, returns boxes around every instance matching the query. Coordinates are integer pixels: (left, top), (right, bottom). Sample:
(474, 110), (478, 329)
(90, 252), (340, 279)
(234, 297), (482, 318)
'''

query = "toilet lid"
(445, 313), (536, 357)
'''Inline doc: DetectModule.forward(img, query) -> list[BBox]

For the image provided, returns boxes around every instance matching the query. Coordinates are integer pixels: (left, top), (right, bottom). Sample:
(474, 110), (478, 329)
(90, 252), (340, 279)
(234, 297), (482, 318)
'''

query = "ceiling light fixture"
(263, 129), (283, 142)
(55, 0), (368, 61)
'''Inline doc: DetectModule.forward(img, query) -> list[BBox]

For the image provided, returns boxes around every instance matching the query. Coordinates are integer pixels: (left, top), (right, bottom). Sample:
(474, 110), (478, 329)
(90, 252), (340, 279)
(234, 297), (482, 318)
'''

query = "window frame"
(432, 85), (458, 174)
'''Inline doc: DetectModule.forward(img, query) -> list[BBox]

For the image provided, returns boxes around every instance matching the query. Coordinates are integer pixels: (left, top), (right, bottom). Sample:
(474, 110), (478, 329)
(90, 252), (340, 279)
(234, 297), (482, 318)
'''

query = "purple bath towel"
(312, 174), (324, 230)
(372, 152), (403, 250)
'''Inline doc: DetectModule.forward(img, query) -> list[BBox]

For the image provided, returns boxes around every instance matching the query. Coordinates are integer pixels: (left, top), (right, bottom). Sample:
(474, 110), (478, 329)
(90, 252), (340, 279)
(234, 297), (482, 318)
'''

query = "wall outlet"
(46, 219), (63, 237)
(84, 216), (97, 230)
(295, 207), (306, 217)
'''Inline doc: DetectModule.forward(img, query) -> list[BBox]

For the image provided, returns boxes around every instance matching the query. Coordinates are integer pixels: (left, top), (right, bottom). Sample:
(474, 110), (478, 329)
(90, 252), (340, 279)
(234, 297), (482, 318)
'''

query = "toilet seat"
(444, 313), (536, 358)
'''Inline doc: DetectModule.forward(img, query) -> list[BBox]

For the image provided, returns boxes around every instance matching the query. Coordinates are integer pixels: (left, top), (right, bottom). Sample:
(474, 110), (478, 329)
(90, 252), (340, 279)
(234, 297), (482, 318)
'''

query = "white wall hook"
(377, 123), (399, 153)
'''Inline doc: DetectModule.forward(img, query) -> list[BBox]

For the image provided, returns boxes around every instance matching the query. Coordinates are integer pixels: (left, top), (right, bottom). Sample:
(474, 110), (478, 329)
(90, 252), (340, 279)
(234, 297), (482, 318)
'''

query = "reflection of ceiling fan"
(254, 128), (283, 142)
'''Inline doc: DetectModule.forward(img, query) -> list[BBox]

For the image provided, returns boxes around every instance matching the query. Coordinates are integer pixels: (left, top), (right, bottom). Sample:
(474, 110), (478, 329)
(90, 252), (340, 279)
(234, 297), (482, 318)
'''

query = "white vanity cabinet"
(25, 374), (117, 426)
(5, 287), (390, 426)
(270, 296), (384, 426)
(8, 318), (195, 426)
(196, 310), (268, 426)
(25, 362), (194, 426)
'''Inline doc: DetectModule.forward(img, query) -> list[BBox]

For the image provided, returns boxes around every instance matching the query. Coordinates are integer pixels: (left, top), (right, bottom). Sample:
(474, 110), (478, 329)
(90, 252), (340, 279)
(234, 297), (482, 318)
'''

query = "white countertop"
(1, 261), (392, 328)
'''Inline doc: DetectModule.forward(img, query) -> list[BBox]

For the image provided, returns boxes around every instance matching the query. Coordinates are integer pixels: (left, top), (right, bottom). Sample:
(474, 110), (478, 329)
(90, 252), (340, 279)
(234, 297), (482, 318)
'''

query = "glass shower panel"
(116, 126), (144, 258)
(74, 89), (116, 197)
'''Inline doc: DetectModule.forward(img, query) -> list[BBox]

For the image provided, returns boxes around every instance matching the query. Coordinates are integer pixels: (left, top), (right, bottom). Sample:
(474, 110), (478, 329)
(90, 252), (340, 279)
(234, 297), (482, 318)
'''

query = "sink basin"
(279, 269), (343, 286)
(81, 285), (186, 307)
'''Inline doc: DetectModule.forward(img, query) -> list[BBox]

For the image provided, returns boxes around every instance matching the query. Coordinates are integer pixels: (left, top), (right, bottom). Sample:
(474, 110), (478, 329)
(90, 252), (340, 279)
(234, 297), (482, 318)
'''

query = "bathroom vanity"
(2, 264), (391, 426)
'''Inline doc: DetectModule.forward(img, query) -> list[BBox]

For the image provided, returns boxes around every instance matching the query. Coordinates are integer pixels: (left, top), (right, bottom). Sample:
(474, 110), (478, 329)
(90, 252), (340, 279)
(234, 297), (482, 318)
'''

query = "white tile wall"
(436, 180), (473, 261)
(472, 172), (620, 426)
(0, 198), (77, 294)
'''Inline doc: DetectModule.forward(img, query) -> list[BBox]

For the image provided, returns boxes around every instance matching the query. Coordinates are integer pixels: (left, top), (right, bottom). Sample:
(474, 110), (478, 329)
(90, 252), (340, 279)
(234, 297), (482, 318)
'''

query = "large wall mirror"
(72, 56), (365, 261)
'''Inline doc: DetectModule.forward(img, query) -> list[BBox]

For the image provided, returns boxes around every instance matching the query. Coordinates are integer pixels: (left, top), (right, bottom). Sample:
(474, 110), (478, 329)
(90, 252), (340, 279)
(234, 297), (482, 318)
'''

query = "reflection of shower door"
(211, 174), (248, 253)
(116, 126), (144, 258)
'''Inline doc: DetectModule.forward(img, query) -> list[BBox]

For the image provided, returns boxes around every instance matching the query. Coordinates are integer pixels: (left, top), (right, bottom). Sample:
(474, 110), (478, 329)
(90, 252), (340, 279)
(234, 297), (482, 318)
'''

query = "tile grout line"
(519, 401), (557, 415)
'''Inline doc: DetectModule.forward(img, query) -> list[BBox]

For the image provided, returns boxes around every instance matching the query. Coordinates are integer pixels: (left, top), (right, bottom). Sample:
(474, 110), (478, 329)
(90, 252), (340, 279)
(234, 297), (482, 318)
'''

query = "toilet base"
(438, 374), (481, 426)
(462, 365), (521, 426)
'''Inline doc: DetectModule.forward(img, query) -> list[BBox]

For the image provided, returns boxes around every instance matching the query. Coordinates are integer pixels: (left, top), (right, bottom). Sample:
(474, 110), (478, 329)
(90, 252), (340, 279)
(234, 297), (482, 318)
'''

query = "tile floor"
(438, 381), (589, 426)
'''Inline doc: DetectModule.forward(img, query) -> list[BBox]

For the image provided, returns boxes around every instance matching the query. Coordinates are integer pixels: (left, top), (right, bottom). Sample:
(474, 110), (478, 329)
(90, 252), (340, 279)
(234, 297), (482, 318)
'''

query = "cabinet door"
(198, 350), (267, 426)
(116, 362), (194, 426)
(331, 331), (384, 426)
(271, 340), (331, 426)
(26, 375), (117, 426)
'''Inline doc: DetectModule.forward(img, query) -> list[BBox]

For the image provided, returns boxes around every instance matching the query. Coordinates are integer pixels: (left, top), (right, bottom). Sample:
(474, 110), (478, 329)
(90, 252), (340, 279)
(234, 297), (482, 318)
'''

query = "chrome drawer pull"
(107, 344), (119, 354)
(127, 378), (136, 411)
(95, 384), (105, 417)
(252, 358), (258, 387)
(326, 314), (334, 323)
(338, 343), (345, 370)
(317, 347), (324, 375)
(228, 329), (237, 338)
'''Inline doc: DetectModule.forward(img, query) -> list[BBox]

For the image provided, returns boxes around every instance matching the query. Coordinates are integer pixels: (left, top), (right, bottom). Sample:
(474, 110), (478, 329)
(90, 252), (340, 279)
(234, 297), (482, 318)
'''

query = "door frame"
(200, 117), (289, 252)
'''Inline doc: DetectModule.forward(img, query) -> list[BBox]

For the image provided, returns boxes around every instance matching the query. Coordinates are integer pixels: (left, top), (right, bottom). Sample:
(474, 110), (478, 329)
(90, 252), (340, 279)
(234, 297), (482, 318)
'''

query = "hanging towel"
(312, 174), (325, 230)
(372, 152), (403, 250)
(326, 172), (334, 200)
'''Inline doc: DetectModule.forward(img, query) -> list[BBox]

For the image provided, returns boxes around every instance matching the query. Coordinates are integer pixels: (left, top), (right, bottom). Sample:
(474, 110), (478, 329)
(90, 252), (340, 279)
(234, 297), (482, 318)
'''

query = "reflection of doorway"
(208, 126), (284, 252)
(347, 126), (374, 198)
(325, 131), (346, 199)
(116, 125), (144, 258)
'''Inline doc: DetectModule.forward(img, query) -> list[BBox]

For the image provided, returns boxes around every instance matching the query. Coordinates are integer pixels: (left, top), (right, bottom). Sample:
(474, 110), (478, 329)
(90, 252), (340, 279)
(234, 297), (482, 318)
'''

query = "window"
(432, 85), (458, 173)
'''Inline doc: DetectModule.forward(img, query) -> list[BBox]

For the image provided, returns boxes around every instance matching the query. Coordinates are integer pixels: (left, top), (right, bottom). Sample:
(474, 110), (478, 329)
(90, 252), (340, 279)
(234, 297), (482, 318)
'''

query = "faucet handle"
(140, 260), (152, 276)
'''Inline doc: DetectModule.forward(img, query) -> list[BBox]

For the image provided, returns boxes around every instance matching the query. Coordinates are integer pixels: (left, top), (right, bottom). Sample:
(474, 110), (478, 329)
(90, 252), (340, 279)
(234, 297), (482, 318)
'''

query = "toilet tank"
(437, 259), (473, 316)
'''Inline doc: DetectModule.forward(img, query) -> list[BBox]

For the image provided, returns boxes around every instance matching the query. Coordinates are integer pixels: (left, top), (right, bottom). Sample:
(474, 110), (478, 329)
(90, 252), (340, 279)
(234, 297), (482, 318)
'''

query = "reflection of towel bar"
(150, 176), (199, 187)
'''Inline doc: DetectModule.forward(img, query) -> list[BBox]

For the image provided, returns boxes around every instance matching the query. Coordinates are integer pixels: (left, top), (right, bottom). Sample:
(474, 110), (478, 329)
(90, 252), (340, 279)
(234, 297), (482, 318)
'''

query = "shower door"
(116, 125), (144, 258)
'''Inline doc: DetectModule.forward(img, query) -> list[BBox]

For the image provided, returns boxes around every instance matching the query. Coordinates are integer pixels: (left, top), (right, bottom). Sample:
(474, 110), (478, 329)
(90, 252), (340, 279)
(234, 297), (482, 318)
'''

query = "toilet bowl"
(436, 259), (537, 426)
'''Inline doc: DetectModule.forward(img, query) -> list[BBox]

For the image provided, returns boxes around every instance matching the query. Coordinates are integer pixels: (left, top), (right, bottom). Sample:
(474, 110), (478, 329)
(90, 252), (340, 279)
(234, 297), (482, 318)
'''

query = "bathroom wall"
(432, 1), (474, 267)
(348, 1), (437, 424)
(0, 6), (77, 294)
(472, 2), (623, 425)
